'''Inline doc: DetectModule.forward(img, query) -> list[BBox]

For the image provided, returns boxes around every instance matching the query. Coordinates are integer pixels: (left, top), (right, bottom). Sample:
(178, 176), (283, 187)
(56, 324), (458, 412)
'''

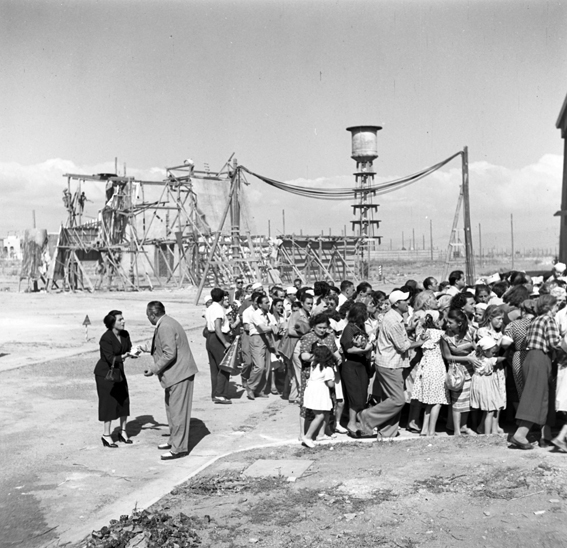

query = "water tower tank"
(346, 125), (382, 163)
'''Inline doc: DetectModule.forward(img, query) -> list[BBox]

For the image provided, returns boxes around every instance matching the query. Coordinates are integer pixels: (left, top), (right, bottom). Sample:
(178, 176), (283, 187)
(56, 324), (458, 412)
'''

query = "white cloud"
(0, 155), (562, 253)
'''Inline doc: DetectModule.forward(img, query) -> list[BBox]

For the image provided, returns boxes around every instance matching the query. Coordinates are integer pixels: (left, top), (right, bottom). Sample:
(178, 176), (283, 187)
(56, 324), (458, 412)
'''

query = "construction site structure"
(45, 157), (364, 297)
(347, 126), (383, 278)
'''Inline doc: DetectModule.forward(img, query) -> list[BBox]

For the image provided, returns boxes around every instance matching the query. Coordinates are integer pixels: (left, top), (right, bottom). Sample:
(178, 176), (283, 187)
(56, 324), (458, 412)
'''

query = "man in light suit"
(141, 301), (199, 460)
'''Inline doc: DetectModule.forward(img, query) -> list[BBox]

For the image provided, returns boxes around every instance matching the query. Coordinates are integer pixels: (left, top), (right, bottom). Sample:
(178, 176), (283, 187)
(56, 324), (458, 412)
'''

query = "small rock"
(287, 477), (296, 482)
(483, 511), (491, 517)
(549, 499), (561, 503)
(344, 513), (357, 521)
(249, 538), (259, 544)
(534, 510), (546, 516)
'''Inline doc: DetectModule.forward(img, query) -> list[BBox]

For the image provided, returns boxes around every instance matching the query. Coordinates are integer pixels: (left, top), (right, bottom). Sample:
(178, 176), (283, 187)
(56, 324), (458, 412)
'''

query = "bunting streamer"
(241, 151), (462, 201)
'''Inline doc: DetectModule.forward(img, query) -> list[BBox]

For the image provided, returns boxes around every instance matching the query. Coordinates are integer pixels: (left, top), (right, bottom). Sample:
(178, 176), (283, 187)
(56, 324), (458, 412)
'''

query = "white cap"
(554, 262), (567, 273)
(474, 302), (488, 311)
(285, 286), (297, 295)
(251, 282), (263, 290)
(389, 290), (410, 305)
(478, 336), (497, 351)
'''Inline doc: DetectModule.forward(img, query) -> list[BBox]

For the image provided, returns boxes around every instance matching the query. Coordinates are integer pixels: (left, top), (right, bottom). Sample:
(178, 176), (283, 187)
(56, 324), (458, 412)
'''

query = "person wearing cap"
(546, 262), (567, 283)
(356, 289), (429, 439)
(283, 287), (297, 319)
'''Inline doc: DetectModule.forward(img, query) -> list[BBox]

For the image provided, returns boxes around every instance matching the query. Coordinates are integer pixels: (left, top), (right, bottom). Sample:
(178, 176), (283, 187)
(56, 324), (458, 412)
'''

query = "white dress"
(303, 365), (334, 411)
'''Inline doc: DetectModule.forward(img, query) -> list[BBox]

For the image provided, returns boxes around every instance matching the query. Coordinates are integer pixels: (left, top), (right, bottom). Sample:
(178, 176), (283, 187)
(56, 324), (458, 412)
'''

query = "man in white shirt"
(445, 270), (466, 297)
(247, 294), (278, 400)
(204, 288), (232, 404)
(240, 291), (262, 385)
(337, 280), (355, 308)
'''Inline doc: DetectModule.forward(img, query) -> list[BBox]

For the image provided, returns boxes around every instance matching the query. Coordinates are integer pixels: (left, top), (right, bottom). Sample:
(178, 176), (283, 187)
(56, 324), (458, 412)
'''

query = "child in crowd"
(474, 303), (487, 325)
(301, 345), (336, 448)
(440, 309), (480, 436)
(411, 311), (449, 436)
(469, 336), (506, 434)
(477, 305), (504, 345)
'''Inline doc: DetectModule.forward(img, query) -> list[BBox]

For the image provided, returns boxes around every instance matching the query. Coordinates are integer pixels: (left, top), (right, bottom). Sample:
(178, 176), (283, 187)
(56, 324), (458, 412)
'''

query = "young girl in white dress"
(301, 345), (336, 448)
(469, 336), (506, 434)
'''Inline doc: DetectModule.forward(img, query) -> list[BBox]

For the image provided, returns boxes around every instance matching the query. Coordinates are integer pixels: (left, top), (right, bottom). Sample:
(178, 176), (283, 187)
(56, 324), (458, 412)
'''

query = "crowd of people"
(204, 263), (567, 451)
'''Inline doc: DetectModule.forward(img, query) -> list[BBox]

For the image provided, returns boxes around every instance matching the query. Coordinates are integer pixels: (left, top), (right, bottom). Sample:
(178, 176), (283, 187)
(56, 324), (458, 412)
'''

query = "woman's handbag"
(445, 362), (466, 392)
(219, 335), (242, 376)
(105, 357), (123, 383)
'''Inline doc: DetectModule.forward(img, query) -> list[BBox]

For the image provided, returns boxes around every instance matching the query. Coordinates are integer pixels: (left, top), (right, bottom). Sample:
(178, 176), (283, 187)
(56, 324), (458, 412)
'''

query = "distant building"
(1, 232), (23, 260)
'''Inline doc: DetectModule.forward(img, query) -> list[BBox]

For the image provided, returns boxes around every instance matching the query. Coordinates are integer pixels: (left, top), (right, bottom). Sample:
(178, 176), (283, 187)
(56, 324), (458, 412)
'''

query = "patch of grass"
(171, 472), (287, 497)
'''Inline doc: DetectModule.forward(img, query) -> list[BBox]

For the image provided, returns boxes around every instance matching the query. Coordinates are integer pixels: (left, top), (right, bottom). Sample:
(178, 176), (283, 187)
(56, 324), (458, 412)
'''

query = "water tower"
(346, 125), (383, 273)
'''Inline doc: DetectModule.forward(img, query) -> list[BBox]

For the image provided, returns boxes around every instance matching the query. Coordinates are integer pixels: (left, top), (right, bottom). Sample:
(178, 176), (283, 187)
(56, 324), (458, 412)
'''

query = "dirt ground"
(85, 435), (567, 548)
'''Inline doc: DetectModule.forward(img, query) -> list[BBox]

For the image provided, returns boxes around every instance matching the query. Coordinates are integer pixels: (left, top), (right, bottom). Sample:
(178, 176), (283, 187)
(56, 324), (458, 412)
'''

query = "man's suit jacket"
(150, 315), (199, 388)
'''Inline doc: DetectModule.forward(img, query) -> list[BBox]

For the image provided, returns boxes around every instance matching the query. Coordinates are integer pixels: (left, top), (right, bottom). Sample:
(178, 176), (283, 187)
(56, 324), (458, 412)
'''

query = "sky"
(1, 0), (566, 252)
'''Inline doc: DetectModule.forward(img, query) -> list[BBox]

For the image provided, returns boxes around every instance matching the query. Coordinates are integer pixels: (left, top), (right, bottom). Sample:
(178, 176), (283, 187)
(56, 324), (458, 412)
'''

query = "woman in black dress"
(94, 310), (137, 448)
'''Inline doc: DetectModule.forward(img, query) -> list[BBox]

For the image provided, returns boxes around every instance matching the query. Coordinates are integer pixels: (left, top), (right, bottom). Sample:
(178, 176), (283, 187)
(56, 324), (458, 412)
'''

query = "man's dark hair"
(147, 301), (165, 316)
(340, 280), (354, 293)
(356, 281), (372, 294)
(210, 287), (224, 302)
(492, 281), (509, 298)
(448, 270), (464, 286)
(314, 281), (330, 297)
(449, 291), (475, 311)
(250, 291), (263, 304)
(423, 277), (436, 290)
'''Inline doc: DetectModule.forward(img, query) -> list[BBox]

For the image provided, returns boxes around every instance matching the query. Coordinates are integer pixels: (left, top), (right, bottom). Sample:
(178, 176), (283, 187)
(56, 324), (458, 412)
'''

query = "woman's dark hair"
(445, 308), (468, 339)
(104, 309), (122, 329)
(309, 312), (330, 329)
(503, 285), (530, 307)
(347, 302), (368, 328)
(509, 271), (529, 286)
(312, 345), (335, 371)
(536, 294), (557, 316)
(210, 287), (224, 302)
(270, 298), (283, 315)
(338, 299), (355, 320)
(492, 281), (509, 298)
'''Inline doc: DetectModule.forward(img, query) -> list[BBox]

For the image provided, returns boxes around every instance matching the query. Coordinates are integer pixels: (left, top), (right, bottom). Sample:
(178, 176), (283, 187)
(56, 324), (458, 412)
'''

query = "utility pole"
(282, 209), (286, 235)
(511, 213), (515, 269)
(462, 146), (475, 284)
(478, 223), (483, 268)
(429, 219), (433, 261)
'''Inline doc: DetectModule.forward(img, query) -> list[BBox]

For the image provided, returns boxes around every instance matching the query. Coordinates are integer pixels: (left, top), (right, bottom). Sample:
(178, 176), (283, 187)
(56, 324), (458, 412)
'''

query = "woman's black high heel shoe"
(118, 431), (133, 444)
(101, 435), (118, 448)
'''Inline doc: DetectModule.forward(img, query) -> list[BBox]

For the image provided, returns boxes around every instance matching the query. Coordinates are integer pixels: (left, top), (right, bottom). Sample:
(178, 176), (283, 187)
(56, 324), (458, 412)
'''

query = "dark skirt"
(341, 359), (369, 412)
(95, 375), (130, 422)
(516, 349), (551, 426)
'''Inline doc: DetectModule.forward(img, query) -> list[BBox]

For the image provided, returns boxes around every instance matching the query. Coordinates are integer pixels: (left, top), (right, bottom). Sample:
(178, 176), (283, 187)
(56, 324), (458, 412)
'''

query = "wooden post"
(462, 146), (475, 284)
(230, 158), (240, 276)
(282, 209), (286, 235)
